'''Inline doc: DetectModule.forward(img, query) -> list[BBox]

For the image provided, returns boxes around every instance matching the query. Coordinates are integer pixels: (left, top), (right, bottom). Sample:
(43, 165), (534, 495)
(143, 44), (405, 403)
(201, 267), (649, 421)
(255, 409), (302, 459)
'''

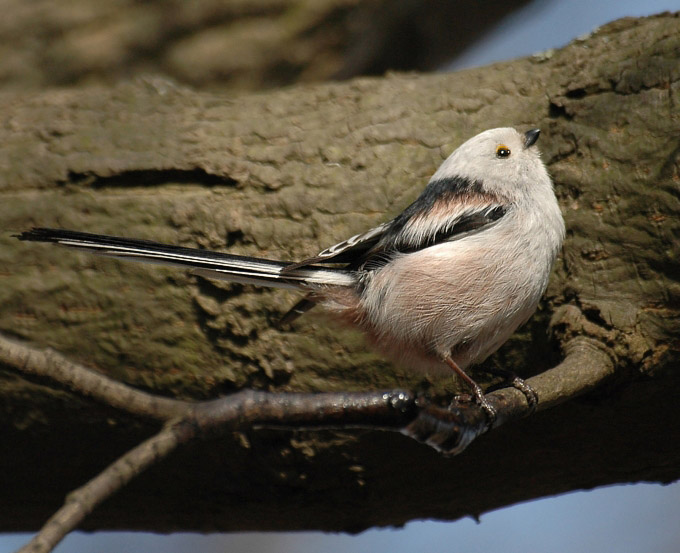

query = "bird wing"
(283, 186), (509, 273)
(281, 221), (391, 271)
(361, 175), (510, 263)
(380, 202), (508, 254)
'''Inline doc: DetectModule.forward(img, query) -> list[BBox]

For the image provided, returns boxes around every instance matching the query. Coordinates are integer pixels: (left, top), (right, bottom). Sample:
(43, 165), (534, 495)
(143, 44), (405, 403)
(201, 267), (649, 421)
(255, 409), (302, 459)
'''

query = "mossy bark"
(1, 13), (678, 533)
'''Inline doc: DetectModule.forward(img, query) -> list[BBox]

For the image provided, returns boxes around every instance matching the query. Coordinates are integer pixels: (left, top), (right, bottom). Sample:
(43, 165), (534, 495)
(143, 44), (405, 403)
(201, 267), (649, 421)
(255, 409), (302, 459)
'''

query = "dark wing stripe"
(281, 221), (390, 272)
(285, 176), (508, 272)
(391, 205), (507, 254)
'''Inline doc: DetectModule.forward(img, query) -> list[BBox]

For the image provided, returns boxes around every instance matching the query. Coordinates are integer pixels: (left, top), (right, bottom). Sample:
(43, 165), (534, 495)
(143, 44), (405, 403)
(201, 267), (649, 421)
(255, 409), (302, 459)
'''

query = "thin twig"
(0, 334), (191, 420)
(2, 332), (615, 553)
(17, 419), (194, 553)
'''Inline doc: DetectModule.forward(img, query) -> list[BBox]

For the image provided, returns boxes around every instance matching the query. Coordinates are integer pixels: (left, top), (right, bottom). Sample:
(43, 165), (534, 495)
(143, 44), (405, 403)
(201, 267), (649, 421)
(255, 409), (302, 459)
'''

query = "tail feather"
(16, 228), (356, 290)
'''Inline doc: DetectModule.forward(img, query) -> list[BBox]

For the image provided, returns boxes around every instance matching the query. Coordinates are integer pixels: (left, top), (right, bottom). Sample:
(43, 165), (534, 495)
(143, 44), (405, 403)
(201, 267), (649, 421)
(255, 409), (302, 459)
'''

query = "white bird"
(18, 127), (565, 420)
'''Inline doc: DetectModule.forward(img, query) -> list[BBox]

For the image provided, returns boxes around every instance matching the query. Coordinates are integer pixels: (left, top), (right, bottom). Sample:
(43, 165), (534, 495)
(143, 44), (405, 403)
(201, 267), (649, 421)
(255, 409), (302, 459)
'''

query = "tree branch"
(3, 332), (616, 552)
(0, 334), (190, 421)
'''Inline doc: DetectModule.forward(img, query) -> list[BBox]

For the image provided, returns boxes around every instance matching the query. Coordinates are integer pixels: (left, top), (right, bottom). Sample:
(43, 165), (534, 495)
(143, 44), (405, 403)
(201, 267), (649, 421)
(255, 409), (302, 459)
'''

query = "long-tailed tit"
(17, 127), (565, 421)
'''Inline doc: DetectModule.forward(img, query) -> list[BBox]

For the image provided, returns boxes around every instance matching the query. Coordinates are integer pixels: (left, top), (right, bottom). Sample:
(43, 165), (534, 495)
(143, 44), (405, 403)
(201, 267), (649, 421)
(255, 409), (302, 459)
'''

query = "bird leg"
(443, 355), (497, 426)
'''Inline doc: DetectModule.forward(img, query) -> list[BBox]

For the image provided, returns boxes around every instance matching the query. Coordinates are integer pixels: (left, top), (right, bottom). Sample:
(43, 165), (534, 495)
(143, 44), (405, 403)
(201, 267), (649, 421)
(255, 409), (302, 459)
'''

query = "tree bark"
(1, 12), (679, 533)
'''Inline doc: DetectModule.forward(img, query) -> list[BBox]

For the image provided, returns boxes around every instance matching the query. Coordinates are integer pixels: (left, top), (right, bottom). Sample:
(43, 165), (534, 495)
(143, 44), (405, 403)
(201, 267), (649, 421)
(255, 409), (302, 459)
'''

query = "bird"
(17, 127), (565, 422)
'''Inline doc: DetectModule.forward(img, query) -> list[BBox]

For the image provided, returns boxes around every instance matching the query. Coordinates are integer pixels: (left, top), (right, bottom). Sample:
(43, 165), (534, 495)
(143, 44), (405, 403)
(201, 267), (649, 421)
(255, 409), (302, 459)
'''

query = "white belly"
(358, 237), (551, 372)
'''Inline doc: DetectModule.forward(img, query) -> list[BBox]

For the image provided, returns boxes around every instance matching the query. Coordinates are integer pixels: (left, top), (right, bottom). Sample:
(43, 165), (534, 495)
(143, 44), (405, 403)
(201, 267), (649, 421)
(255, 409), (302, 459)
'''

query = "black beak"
(524, 128), (540, 148)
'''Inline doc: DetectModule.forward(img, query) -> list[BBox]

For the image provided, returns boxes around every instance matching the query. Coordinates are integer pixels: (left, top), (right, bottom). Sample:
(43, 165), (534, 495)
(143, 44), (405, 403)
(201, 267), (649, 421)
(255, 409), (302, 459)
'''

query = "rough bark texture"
(0, 0), (530, 92)
(1, 12), (679, 533)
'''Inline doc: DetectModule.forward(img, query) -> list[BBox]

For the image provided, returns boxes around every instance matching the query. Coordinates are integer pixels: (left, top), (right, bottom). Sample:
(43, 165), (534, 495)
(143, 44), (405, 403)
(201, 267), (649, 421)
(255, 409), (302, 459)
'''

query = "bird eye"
(496, 145), (511, 158)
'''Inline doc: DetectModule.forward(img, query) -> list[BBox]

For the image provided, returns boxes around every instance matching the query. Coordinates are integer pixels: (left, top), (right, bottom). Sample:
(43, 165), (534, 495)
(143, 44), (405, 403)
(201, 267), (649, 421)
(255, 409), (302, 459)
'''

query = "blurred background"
(2, 0), (678, 551)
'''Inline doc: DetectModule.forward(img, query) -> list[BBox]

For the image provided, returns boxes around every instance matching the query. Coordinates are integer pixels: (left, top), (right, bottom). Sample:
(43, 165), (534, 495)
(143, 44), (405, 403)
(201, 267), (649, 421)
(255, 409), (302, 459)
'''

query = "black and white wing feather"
(285, 175), (509, 273)
(371, 176), (508, 256)
(282, 221), (391, 271)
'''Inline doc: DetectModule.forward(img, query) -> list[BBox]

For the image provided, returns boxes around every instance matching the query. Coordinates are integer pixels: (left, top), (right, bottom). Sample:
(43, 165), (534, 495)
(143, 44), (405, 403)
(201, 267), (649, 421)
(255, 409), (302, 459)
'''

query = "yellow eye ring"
(496, 145), (511, 158)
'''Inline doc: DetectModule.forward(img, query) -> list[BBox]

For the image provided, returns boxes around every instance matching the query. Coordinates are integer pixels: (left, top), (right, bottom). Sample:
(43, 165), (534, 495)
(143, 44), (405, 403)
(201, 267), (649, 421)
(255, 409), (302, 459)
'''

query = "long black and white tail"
(16, 228), (356, 290)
